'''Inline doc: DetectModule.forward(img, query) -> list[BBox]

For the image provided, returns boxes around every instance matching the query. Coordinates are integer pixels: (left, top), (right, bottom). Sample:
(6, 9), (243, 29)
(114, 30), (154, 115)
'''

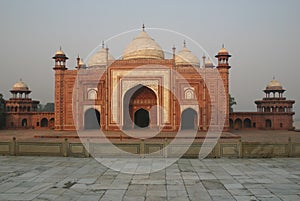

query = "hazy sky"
(0, 0), (299, 120)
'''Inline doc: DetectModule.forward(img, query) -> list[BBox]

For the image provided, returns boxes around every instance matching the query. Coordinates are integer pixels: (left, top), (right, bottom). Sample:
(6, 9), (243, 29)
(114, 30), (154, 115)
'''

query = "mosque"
(0, 26), (295, 131)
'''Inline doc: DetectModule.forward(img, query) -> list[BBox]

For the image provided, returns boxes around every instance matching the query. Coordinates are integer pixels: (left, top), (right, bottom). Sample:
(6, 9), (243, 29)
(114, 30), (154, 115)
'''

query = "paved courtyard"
(0, 157), (299, 201)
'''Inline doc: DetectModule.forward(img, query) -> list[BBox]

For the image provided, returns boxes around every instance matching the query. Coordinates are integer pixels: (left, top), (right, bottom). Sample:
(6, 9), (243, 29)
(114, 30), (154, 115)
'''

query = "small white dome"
(88, 47), (115, 67)
(55, 47), (65, 55)
(205, 58), (214, 68)
(122, 30), (164, 60)
(55, 49), (65, 55)
(12, 80), (29, 91)
(218, 47), (228, 54)
(175, 43), (200, 67)
(217, 45), (230, 56)
(79, 58), (85, 65)
(78, 58), (86, 68)
(266, 78), (283, 90)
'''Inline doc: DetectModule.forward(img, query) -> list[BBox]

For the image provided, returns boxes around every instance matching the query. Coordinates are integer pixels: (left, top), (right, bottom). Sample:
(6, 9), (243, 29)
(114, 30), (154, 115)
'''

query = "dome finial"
(172, 45), (176, 51)
(222, 44), (224, 48)
(102, 41), (105, 48)
(142, 24), (145, 31)
(183, 40), (186, 48)
(60, 46), (62, 51)
(273, 76), (275, 80)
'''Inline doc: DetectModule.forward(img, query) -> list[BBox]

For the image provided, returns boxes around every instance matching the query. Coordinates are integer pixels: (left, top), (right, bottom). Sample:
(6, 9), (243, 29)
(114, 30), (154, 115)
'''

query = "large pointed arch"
(123, 84), (157, 129)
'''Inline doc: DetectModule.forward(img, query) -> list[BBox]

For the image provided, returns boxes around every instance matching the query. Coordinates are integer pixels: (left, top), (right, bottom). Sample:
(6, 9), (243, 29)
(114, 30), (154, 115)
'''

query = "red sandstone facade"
(230, 79), (295, 130)
(2, 28), (294, 131)
(52, 29), (232, 132)
(52, 29), (295, 132)
(3, 80), (54, 129)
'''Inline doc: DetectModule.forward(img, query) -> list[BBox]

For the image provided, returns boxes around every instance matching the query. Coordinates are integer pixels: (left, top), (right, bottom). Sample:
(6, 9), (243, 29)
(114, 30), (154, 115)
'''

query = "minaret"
(76, 55), (86, 69)
(202, 54), (206, 68)
(215, 45), (232, 131)
(52, 47), (68, 130)
(76, 55), (80, 69)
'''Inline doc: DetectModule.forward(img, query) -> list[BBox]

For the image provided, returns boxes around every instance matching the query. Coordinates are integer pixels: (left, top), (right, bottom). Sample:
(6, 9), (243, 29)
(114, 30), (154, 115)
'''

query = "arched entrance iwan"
(123, 85), (157, 129)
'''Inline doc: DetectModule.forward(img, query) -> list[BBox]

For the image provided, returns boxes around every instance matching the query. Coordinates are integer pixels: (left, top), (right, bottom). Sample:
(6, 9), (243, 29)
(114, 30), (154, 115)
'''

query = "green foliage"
(43, 103), (54, 112)
(229, 94), (237, 113)
(38, 103), (54, 112)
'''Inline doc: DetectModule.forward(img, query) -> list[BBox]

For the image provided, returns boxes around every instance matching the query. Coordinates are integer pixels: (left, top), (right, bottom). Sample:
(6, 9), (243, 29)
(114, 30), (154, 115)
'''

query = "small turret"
(215, 44), (231, 68)
(53, 47), (68, 70)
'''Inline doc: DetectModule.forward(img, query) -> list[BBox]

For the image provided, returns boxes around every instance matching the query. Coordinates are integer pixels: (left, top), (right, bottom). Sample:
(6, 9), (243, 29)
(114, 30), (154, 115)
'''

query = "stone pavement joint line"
(0, 156), (299, 201)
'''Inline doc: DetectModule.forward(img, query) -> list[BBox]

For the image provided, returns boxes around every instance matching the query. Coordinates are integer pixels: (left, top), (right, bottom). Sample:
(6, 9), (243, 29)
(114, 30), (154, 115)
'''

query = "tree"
(229, 94), (237, 113)
(43, 103), (54, 112)
(37, 103), (54, 112)
(37, 104), (43, 112)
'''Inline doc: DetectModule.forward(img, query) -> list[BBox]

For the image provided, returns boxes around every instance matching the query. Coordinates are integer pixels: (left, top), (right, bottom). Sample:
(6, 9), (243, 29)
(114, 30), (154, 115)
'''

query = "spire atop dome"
(55, 46), (65, 55)
(183, 40), (186, 48)
(142, 24), (145, 31)
(218, 44), (229, 54)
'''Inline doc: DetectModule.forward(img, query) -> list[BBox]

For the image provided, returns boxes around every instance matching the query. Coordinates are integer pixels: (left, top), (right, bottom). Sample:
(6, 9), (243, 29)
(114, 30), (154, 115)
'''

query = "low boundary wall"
(1, 137), (300, 158)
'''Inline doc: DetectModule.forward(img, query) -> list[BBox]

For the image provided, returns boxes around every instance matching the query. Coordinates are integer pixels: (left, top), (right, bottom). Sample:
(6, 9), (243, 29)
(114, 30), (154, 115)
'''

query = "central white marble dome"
(122, 30), (164, 60)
